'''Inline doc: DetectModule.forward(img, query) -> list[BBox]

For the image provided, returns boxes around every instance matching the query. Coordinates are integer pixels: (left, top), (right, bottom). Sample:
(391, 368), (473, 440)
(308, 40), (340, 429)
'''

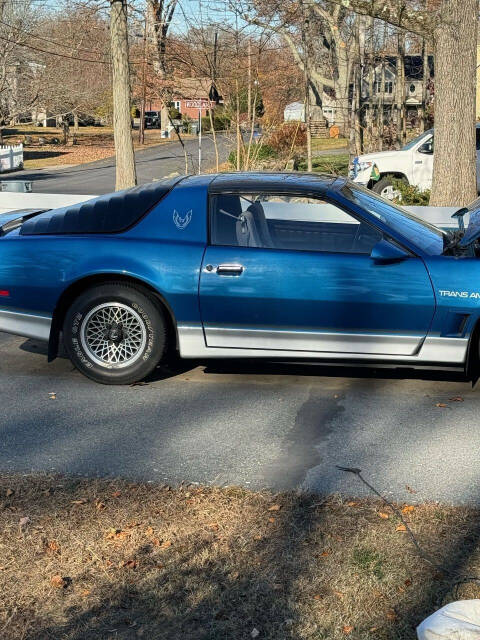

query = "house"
(283, 93), (337, 126)
(361, 54), (434, 123)
(145, 77), (222, 123)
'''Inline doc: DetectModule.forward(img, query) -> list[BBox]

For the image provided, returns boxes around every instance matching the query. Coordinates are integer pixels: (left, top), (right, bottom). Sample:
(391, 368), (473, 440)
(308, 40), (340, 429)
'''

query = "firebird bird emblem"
(173, 209), (192, 229)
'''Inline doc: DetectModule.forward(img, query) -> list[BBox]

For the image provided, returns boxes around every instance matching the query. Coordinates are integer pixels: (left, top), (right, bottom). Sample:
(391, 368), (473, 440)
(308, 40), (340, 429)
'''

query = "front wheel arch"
(367, 173), (409, 191)
(48, 274), (178, 362)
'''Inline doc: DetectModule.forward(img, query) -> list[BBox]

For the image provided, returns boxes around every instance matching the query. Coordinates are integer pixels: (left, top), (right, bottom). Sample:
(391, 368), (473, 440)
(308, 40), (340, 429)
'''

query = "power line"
(0, 18), (108, 55)
(0, 33), (112, 63)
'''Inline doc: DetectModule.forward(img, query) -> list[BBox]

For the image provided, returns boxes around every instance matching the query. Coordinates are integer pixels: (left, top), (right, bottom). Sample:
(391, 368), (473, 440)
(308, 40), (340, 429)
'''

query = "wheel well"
(466, 318), (480, 384)
(367, 173), (408, 189)
(48, 274), (178, 362)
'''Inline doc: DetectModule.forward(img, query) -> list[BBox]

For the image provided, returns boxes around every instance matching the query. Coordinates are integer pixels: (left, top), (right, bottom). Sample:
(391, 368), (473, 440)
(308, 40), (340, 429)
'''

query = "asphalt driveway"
(6, 134), (230, 195)
(1, 331), (480, 505)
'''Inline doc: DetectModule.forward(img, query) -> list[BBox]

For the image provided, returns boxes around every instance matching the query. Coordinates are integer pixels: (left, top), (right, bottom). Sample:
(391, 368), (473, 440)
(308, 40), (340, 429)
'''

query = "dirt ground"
(2, 474), (480, 640)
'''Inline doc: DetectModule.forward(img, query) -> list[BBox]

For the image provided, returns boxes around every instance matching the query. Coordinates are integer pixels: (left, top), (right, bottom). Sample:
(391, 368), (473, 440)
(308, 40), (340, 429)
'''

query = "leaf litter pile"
(2, 475), (480, 639)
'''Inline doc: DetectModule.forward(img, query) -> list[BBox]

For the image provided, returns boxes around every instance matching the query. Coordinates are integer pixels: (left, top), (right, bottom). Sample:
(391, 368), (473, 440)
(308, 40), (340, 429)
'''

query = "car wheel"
(63, 283), (167, 385)
(372, 176), (405, 201)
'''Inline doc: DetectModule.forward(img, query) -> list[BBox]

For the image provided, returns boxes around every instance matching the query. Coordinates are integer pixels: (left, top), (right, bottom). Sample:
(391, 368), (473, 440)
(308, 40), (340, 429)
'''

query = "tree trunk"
(430, 0), (478, 206)
(110, 0), (137, 190)
(395, 32), (406, 149)
(418, 38), (428, 133)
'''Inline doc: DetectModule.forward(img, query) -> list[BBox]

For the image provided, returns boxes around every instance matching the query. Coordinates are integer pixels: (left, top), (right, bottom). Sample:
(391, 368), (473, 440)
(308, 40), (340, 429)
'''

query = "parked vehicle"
(350, 124), (480, 199)
(144, 111), (161, 128)
(2, 173), (480, 384)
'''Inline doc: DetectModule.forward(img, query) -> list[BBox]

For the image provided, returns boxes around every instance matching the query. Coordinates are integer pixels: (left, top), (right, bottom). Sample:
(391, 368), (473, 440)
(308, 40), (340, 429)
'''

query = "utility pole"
(138, 10), (147, 145)
(300, 0), (312, 172)
(247, 39), (252, 128)
(110, 0), (137, 190)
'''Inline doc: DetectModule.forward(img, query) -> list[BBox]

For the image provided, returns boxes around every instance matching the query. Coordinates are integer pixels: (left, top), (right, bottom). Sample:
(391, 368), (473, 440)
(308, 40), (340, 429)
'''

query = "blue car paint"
(1, 172), (480, 368)
(199, 245), (436, 351)
(0, 177), (210, 325)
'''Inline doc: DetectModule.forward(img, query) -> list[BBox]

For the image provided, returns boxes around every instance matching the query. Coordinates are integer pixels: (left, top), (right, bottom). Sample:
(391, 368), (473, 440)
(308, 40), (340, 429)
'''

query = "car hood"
(356, 149), (407, 163)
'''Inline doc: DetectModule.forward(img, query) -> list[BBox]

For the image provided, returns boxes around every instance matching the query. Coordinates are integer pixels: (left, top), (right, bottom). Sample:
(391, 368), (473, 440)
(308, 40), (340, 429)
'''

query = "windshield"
(401, 130), (432, 151)
(341, 183), (446, 256)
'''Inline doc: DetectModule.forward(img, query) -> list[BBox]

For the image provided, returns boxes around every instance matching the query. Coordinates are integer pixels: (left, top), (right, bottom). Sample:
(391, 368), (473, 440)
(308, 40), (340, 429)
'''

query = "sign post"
(198, 107), (202, 174)
(185, 99), (211, 175)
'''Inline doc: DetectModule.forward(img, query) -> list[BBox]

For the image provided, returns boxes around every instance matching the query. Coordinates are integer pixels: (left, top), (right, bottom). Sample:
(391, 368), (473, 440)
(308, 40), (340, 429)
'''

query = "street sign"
(185, 99), (211, 109)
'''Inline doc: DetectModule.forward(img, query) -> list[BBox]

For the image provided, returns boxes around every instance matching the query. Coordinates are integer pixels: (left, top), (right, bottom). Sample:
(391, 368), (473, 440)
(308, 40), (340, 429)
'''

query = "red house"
(146, 77), (222, 120)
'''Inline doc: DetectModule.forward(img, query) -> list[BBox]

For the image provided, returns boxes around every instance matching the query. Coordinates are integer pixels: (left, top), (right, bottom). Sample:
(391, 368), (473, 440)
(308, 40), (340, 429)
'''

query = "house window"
(375, 81), (393, 94)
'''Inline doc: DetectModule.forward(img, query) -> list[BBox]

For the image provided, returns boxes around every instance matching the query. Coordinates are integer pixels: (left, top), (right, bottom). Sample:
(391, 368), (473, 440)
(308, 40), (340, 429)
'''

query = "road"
(6, 134), (230, 195)
(1, 330), (480, 505)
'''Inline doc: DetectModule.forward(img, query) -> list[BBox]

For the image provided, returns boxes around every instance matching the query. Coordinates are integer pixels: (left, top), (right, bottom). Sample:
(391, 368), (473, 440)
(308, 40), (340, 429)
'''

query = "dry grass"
(311, 138), (348, 151)
(2, 126), (180, 170)
(2, 475), (480, 640)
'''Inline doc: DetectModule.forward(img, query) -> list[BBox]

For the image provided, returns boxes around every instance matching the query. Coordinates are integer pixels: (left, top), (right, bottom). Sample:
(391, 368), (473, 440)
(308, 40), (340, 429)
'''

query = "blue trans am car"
(1, 172), (480, 384)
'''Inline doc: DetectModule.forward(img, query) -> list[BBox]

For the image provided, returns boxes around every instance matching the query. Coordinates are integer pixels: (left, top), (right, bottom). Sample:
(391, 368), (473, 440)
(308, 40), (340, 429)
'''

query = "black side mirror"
(370, 239), (409, 263)
(418, 142), (433, 155)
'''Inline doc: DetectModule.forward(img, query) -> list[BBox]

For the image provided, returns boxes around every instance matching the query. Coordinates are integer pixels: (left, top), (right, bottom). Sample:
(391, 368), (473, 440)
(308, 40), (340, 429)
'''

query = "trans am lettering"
(439, 290), (480, 299)
(173, 209), (192, 229)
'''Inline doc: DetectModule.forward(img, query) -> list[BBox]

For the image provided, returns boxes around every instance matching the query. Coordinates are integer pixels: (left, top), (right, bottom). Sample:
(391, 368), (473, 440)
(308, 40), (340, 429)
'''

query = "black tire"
(63, 283), (167, 385)
(372, 175), (406, 201)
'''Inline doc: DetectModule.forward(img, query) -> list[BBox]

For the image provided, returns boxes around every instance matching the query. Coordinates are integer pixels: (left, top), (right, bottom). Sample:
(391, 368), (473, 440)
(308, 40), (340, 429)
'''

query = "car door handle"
(216, 263), (244, 275)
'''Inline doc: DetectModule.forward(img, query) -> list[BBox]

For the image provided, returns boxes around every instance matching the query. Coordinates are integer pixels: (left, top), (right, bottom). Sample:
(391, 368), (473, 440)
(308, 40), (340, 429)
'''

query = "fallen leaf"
(401, 505), (414, 514)
(48, 392), (56, 400)
(112, 491), (122, 498)
(320, 550), (330, 557)
(346, 501), (358, 507)
(105, 528), (130, 541)
(251, 629), (260, 639)
(268, 517), (275, 523)
(145, 526), (154, 537)
(50, 575), (70, 588)
(342, 625), (354, 634)
(268, 504), (281, 512)
(160, 540), (172, 549)
(6, 488), (14, 497)
(378, 512), (389, 519)
(405, 485), (417, 494)
(334, 590), (344, 599)
(404, 578), (412, 587)
(71, 498), (88, 505)
(369, 627), (378, 632)
(80, 589), (91, 597)
(254, 535), (262, 540)
(46, 540), (60, 555)
(386, 610), (397, 621)
(95, 500), (106, 511)
(396, 524), (407, 532)
(19, 516), (30, 528)
(120, 559), (137, 569)
(449, 396), (464, 402)
(208, 523), (219, 531)
(435, 402), (448, 408)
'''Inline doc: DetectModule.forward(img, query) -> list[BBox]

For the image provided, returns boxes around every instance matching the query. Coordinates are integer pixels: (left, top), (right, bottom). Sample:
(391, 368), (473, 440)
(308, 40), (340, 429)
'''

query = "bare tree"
(304, 0), (478, 205)
(110, 0), (137, 190)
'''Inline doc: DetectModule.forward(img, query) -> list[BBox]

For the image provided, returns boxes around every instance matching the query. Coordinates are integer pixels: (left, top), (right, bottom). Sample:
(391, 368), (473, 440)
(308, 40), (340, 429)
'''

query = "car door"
(412, 134), (434, 191)
(199, 191), (436, 356)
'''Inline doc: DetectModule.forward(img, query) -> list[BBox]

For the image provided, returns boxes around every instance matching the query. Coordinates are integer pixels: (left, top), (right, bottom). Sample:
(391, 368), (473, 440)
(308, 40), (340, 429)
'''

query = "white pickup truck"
(349, 125), (480, 199)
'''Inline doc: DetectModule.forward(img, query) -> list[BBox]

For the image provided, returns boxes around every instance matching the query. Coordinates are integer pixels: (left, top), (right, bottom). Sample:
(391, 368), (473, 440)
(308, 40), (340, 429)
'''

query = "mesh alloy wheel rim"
(380, 184), (401, 201)
(80, 303), (147, 369)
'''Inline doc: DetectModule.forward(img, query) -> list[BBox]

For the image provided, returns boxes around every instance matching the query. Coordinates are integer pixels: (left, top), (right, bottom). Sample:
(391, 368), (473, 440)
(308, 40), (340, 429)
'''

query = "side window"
(210, 193), (382, 255)
(476, 128), (480, 151)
